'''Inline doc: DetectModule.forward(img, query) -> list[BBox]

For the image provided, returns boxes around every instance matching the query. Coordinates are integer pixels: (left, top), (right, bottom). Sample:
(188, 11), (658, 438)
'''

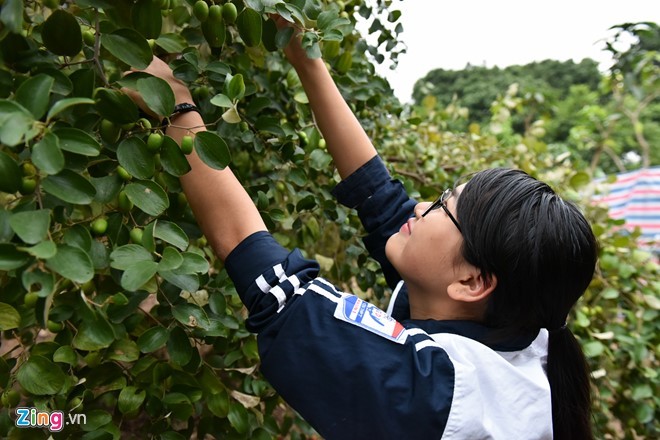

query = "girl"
(126, 27), (597, 439)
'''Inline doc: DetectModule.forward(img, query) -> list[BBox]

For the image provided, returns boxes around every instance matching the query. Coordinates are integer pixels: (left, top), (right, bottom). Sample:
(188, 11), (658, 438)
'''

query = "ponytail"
(547, 329), (593, 440)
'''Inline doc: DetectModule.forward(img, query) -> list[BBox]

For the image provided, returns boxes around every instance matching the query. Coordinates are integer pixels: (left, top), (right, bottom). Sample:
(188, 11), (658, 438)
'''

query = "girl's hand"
(270, 15), (310, 68)
(123, 56), (194, 117)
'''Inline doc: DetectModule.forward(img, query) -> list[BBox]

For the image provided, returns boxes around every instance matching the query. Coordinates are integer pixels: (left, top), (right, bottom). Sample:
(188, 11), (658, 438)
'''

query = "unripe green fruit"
(20, 177), (37, 195)
(147, 133), (164, 152)
(222, 2), (238, 24)
(130, 227), (144, 245)
(138, 118), (152, 130)
(100, 119), (121, 144)
(118, 190), (133, 212)
(1, 390), (20, 408)
(208, 4), (222, 22)
(82, 30), (95, 46)
(91, 218), (108, 236)
(47, 320), (64, 333)
(117, 166), (132, 181)
(24, 291), (39, 307)
(193, 0), (209, 22)
(21, 162), (37, 176)
(180, 135), (194, 154)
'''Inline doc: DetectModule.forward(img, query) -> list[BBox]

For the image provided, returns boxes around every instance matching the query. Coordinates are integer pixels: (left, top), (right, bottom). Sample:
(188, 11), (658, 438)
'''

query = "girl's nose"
(414, 202), (432, 218)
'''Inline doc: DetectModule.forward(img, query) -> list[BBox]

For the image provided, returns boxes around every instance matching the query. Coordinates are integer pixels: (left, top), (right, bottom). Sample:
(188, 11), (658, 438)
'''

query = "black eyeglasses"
(421, 188), (462, 233)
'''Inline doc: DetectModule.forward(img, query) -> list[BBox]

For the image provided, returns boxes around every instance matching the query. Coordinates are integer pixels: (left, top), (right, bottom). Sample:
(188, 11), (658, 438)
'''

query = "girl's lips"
(399, 218), (414, 235)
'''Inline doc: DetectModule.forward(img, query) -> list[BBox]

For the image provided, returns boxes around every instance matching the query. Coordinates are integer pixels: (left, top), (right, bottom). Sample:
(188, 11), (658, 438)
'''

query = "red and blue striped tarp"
(596, 167), (660, 252)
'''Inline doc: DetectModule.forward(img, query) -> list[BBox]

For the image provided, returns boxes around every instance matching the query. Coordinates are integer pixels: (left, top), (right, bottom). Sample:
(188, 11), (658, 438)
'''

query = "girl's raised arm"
(282, 23), (378, 179)
(126, 57), (267, 261)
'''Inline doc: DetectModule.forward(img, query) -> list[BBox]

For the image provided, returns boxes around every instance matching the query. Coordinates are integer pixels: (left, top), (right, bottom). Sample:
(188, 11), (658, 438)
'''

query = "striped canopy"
(596, 167), (660, 253)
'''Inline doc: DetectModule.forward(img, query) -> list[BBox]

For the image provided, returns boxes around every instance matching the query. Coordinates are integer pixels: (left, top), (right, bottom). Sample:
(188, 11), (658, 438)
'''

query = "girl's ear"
(447, 266), (497, 303)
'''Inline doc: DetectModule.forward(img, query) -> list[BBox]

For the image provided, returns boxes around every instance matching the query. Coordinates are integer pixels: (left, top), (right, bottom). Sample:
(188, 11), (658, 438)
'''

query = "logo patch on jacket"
(334, 296), (407, 343)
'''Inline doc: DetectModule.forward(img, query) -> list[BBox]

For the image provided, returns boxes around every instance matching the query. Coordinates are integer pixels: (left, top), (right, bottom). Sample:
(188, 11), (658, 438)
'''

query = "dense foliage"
(412, 58), (601, 123)
(0, 0), (657, 439)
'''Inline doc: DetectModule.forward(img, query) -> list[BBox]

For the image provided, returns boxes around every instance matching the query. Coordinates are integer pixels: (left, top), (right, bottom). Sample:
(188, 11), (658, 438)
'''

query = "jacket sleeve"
(331, 155), (415, 319)
(224, 232), (455, 439)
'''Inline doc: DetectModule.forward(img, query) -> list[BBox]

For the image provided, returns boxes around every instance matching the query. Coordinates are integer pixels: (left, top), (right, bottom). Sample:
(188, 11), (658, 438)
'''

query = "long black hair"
(456, 168), (598, 440)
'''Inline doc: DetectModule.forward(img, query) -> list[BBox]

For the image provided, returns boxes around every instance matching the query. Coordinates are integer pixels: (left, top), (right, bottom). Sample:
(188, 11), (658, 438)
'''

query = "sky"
(369, 0), (660, 102)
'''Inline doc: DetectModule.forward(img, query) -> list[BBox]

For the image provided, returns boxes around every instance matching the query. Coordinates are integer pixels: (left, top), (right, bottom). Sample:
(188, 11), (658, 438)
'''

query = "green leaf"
(167, 326), (193, 366)
(159, 271), (199, 292)
(110, 244), (153, 270)
(275, 26), (294, 49)
(16, 355), (67, 395)
(80, 410), (112, 432)
(210, 94), (233, 108)
(53, 346), (78, 365)
(42, 170), (97, 205)
(91, 174), (122, 204)
(160, 135), (191, 177)
(172, 303), (211, 329)
(154, 220), (189, 251)
(582, 340), (605, 358)
(0, 0), (23, 34)
(124, 180), (169, 216)
(117, 136), (156, 179)
(19, 241), (57, 259)
(226, 74), (246, 101)
(0, 100), (36, 147)
(101, 28), (153, 70)
(94, 88), (140, 125)
(179, 252), (210, 274)
(570, 171), (591, 189)
(159, 246), (183, 271)
(53, 128), (101, 156)
(21, 269), (55, 298)
(0, 150), (22, 193)
(228, 401), (250, 434)
(0, 302), (21, 331)
(9, 209), (51, 244)
(222, 106), (241, 124)
(0, 244), (30, 270)
(236, 8), (263, 47)
(137, 326), (169, 353)
(118, 386), (146, 415)
(309, 149), (332, 171)
(131, 0), (162, 39)
(15, 74), (54, 120)
(137, 76), (175, 117)
(45, 244), (94, 284)
(207, 389), (230, 418)
(107, 339), (140, 362)
(46, 97), (95, 122)
(155, 33), (188, 53)
(194, 131), (231, 170)
(32, 132), (65, 175)
(72, 318), (115, 351)
(121, 260), (159, 291)
(42, 10), (83, 57)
